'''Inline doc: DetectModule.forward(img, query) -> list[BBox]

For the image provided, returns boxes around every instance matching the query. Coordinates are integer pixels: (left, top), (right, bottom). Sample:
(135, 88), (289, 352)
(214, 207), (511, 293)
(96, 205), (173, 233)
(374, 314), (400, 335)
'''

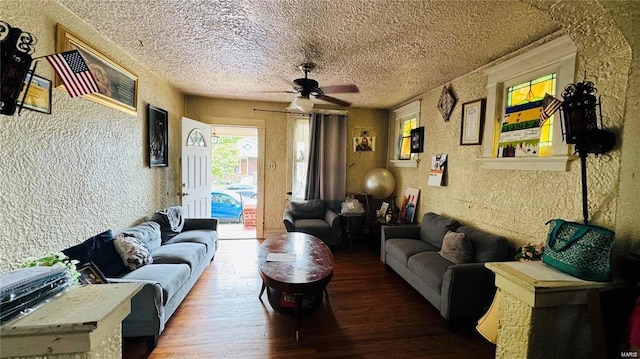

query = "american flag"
(540, 93), (563, 124)
(45, 50), (99, 98)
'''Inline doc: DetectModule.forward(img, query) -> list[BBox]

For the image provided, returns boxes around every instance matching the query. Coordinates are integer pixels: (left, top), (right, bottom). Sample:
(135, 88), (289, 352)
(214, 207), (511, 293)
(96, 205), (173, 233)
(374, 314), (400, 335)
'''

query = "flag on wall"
(540, 93), (563, 124)
(45, 50), (99, 98)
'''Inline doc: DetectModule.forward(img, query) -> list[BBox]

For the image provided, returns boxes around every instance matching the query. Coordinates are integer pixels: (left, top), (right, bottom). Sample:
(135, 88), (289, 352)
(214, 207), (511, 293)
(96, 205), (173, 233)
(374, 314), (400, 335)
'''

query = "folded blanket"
(156, 206), (185, 233)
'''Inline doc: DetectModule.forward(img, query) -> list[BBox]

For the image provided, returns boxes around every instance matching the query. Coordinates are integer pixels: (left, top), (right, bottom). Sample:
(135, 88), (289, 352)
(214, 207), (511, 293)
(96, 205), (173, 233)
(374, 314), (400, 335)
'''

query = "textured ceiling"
(56, 0), (559, 109)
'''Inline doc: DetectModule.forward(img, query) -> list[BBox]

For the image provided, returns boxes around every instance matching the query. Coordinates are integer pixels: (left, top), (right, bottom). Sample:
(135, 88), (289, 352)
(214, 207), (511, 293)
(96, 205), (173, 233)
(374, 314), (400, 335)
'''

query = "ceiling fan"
(279, 62), (359, 112)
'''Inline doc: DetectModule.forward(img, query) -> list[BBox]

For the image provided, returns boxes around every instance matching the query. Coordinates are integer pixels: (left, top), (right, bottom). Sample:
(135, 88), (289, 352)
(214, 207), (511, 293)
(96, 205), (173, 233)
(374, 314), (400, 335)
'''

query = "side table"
(340, 212), (366, 251)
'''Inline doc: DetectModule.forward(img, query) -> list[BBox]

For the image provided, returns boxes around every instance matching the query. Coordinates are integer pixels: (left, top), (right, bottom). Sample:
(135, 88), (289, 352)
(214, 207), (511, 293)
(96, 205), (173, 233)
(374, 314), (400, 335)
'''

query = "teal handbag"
(542, 219), (614, 282)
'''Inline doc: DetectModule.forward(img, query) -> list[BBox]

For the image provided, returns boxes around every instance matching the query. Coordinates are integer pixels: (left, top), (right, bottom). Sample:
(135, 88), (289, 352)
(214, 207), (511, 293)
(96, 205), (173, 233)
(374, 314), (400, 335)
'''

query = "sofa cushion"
(119, 221), (162, 253)
(420, 212), (460, 248)
(113, 233), (153, 270)
(164, 229), (217, 251)
(457, 226), (509, 263)
(151, 206), (185, 243)
(118, 263), (190, 305)
(289, 199), (325, 219)
(62, 230), (127, 277)
(151, 242), (206, 271)
(439, 231), (473, 265)
(385, 238), (439, 266)
(407, 251), (453, 293)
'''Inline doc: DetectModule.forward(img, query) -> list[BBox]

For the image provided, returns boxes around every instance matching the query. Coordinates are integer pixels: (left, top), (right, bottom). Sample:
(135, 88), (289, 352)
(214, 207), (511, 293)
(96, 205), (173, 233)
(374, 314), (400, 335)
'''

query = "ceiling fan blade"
(316, 94), (351, 107)
(278, 76), (298, 89)
(319, 84), (359, 94)
(255, 90), (298, 94)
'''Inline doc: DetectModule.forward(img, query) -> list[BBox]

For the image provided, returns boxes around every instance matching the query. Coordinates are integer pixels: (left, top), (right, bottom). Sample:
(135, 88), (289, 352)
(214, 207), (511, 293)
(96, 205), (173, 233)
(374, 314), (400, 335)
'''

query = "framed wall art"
(148, 104), (168, 167)
(428, 153), (447, 187)
(354, 136), (375, 152)
(17, 73), (52, 114)
(460, 99), (485, 145)
(55, 24), (138, 115)
(438, 85), (456, 122)
(410, 126), (424, 153)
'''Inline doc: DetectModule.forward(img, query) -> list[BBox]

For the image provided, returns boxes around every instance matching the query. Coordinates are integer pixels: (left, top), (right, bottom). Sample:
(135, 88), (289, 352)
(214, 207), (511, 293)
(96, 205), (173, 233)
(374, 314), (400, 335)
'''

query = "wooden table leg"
(259, 282), (266, 299)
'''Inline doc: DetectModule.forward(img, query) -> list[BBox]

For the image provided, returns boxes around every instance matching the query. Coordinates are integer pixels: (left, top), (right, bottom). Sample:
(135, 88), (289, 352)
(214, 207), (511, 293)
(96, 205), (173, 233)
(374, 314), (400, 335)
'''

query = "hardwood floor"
(124, 239), (495, 359)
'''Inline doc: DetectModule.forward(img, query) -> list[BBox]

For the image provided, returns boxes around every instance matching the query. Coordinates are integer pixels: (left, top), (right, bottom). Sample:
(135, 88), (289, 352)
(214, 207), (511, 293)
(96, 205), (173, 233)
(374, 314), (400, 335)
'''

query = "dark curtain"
(305, 113), (347, 210)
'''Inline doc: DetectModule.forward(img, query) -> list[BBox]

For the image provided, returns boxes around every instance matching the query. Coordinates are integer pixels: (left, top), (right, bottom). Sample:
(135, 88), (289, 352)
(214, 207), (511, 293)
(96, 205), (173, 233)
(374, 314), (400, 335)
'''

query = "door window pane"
(292, 118), (310, 200)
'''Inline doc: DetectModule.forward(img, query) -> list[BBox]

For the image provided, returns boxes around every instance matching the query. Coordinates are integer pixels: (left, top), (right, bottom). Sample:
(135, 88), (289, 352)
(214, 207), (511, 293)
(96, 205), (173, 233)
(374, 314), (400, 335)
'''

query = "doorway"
(211, 125), (259, 239)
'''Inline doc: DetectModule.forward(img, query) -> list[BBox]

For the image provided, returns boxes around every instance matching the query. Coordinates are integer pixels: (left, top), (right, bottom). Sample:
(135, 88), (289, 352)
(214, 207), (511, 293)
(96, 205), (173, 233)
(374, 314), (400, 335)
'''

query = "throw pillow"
(289, 199), (325, 219)
(113, 233), (153, 270)
(439, 231), (474, 265)
(62, 230), (128, 277)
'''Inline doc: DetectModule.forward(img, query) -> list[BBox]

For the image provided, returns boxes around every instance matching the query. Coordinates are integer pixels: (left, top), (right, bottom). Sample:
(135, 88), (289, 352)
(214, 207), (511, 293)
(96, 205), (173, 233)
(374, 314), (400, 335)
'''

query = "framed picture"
(438, 85), (456, 122)
(410, 127), (424, 153)
(460, 99), (485, 145)
(354, 136), (375, 152)
(77, 262), (108, 285)
(17, 73), (52, 114)
(55, 24), (138, 115)
(148, 104), (169, 167)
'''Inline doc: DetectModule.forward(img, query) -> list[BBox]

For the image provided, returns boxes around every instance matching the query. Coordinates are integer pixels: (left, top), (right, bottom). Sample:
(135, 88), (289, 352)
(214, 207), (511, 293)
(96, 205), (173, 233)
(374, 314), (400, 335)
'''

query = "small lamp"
(560, 80), (601, 147)
(559, 79), (615, 224)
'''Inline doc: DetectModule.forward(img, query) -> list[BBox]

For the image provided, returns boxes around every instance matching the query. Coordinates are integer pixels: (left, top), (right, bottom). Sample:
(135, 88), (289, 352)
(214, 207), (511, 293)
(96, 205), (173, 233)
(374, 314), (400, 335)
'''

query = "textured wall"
(0, 1), (184, 272)
(496, 291), (591, 359)
(388, 0), (638, 259)
(184, 96), (389, 236)
(346, 109), (390, 194)
(496, 291), (531, 359)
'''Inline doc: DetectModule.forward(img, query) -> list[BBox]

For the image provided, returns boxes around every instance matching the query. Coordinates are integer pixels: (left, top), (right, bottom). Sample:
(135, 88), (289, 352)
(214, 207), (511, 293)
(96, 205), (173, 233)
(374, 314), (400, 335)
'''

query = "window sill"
(390, 159), (418, 168)
(478, 156), (575, 171)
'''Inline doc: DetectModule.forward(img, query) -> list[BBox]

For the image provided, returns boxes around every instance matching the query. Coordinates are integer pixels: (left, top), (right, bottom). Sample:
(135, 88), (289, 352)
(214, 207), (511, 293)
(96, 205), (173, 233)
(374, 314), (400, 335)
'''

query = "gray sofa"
(62, 207), (217, 348)
(380, 212), (509, 329)
(283, 199), (342, 248)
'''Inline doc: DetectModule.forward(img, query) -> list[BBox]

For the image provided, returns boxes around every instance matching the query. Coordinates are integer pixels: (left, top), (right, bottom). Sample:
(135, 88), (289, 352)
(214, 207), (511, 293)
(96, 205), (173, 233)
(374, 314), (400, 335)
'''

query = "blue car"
(211, 190), (244, 223)
(226, 183), (257, 199)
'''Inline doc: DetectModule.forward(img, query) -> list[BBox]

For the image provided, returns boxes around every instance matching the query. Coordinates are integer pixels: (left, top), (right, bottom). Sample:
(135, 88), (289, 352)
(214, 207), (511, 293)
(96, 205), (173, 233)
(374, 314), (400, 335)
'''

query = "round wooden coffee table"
(258, 232), (334, 341)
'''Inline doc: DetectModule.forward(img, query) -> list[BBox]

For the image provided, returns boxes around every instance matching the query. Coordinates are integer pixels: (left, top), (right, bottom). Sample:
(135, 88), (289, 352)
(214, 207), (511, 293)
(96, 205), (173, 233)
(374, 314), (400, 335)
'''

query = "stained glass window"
(497, 74), (556, 157)
(187, 129), (206, 147)
(398, 117), (417, 159)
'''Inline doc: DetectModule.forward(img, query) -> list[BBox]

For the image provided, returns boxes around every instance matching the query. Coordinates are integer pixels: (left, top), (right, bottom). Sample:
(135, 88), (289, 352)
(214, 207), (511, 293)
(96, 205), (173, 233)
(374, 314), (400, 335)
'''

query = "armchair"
(283, 199), (342, 248)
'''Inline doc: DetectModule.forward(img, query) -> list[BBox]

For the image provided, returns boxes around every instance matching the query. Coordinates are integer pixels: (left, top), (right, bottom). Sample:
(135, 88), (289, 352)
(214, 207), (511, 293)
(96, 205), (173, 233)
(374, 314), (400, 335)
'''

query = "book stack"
(0, 266), (73, 323)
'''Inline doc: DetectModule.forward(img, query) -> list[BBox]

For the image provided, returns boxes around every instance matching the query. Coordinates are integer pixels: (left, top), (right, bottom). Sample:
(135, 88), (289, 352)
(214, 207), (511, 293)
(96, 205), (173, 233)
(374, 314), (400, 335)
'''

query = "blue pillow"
(62, 230), (127, 277)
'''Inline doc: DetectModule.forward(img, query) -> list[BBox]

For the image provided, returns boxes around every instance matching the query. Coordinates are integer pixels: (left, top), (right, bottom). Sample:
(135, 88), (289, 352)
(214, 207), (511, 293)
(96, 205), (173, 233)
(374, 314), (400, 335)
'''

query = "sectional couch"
(380, 212), (509, 329)
(62, 207), (218, 348)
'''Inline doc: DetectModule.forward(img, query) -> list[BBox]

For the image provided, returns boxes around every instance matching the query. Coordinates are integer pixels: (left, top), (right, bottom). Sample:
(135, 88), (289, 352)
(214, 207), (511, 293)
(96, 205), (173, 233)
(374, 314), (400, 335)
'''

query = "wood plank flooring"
(124, 239), (495, 359)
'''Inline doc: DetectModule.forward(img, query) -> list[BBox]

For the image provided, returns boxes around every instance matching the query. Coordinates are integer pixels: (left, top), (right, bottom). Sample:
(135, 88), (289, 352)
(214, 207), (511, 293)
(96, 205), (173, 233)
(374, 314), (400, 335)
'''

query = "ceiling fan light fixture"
(291, 96), (314, 113)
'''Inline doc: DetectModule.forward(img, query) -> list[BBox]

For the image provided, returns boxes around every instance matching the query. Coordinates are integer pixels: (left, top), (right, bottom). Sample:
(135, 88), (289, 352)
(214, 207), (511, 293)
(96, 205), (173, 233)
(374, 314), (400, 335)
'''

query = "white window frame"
(389, 100), (420, 168)
(479, 35), (577, 171)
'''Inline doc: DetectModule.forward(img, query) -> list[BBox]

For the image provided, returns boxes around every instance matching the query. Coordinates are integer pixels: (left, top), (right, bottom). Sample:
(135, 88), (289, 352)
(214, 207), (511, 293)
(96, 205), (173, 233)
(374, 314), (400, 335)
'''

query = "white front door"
(181, 117), (211, 218)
